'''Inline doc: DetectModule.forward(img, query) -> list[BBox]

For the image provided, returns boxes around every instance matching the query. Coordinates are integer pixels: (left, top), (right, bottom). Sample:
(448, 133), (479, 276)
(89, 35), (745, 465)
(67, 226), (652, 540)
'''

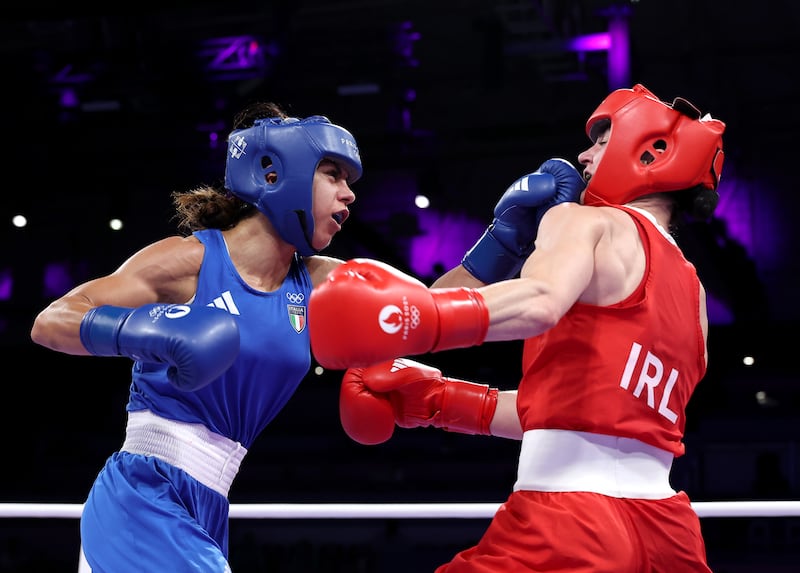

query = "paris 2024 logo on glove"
(378, 298), (420, 340)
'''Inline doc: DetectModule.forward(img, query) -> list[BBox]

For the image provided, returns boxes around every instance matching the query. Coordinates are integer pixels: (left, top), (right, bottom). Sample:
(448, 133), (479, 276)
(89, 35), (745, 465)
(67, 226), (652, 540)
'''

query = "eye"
(319, 160), (345, 180)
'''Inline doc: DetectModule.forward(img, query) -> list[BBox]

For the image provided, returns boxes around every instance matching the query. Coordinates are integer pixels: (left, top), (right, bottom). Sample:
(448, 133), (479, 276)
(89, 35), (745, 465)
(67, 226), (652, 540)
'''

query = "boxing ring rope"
(2, 499), (800, 519)
(2, 501), (798, 573)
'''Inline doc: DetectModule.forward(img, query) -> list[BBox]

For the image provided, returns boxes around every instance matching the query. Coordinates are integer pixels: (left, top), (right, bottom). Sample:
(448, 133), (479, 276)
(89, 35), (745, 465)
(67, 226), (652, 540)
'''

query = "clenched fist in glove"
(80, 303), (240, 391)
(340, 357), (499, 445)
(462, 158), (586, 283)
(309, 259), (488, 369)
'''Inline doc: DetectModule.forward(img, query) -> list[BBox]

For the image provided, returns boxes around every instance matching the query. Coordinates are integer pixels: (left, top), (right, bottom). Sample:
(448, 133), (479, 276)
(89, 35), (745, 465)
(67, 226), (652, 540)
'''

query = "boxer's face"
(577, 125), (611, 203)
(310, 159), (356, 250)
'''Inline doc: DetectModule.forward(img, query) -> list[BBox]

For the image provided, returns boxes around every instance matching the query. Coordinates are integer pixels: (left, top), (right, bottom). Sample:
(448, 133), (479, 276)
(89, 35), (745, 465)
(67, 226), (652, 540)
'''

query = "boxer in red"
(312, 84), (724, 572)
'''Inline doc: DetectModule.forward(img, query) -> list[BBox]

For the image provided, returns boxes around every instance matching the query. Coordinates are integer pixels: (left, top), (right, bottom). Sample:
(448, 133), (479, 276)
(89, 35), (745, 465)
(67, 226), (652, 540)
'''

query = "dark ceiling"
(5, 0), (799, 193)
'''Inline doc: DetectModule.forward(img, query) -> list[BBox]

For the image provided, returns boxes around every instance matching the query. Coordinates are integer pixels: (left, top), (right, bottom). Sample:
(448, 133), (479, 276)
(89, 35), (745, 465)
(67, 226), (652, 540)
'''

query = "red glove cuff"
(430, 288), (489, 352)
(440, 379), (499, 435)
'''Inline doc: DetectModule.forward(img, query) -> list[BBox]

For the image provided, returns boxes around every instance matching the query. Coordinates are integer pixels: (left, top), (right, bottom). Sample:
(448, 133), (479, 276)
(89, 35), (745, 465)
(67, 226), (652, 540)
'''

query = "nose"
(341, 183), (356, 205)
(577, 149), (593, 182)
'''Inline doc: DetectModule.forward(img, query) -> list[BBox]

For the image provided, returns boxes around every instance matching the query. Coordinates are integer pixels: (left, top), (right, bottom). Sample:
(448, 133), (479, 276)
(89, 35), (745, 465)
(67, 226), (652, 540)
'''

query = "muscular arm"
(30, 235), (203, 355)
(440, 204), (605, 438)
(477, 202), (603, 342)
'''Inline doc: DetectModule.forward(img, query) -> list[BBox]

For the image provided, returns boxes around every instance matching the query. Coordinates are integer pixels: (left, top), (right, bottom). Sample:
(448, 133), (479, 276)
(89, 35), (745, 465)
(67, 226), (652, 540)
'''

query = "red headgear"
(583, 84), (726, 206)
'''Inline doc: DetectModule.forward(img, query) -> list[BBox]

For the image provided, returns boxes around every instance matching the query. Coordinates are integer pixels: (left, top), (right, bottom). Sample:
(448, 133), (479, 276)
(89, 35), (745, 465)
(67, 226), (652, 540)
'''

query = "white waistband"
(513, 429), (676, 499)
(121, 410), (247, 498)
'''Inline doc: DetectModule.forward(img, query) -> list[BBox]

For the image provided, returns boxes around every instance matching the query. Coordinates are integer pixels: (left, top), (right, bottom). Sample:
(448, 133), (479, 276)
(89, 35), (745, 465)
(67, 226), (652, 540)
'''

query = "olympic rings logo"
(409, 305), (420, 329)
(286, 292), (305, 304)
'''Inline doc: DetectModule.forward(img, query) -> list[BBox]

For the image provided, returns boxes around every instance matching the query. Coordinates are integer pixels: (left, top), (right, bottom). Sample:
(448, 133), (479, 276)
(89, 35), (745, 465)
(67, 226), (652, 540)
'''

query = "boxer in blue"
(31, 103), (362, 572)
(30, 100), (585, 570)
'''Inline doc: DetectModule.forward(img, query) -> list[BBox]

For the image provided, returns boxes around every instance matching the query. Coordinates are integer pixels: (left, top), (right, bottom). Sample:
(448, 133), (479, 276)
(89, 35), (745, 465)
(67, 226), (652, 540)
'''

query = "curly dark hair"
(171, 102), (288, 234)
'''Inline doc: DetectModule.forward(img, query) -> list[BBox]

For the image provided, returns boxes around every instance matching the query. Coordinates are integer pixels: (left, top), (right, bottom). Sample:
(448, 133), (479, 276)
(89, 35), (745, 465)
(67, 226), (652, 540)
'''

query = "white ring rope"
(2, 501), (800, 520)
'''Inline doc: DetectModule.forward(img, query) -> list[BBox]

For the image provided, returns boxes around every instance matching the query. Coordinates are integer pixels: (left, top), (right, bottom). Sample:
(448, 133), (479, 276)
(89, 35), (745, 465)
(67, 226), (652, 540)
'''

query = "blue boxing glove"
(462, 158), (585, 283)
(79, 303), (240, 391)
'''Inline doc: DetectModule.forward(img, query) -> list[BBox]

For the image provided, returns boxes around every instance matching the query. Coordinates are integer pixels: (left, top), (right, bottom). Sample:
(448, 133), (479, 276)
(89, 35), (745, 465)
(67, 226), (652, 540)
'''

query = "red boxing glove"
(310, 259), (489, 369)
(340, 357), (499, 445)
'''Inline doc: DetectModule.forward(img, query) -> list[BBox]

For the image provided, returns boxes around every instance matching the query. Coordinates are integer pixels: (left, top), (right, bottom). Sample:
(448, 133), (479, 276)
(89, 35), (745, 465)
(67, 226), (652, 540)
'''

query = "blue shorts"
(81, 452), (231, 573)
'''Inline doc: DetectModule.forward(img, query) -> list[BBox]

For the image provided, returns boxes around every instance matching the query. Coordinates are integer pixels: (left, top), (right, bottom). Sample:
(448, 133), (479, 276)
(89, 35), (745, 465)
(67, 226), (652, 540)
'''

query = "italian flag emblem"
(288, 305), (307, 333)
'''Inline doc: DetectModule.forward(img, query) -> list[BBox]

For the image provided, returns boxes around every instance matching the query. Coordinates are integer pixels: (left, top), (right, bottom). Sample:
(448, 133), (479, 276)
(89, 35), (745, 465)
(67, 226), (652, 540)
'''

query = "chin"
(312, 236), (333, 251)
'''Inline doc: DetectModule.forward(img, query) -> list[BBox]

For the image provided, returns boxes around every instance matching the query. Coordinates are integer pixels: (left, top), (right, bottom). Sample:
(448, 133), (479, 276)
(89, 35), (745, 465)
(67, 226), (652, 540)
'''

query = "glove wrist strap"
(440, 380), (499, 435)
(430, 289), (489, 352)
(461, 228), (527, 284)
(79, 305), (133, 356)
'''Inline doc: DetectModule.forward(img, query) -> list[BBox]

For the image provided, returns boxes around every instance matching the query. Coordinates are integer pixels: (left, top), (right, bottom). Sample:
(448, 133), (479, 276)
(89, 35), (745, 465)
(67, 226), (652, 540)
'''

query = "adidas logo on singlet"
(207, 291), (241, 315)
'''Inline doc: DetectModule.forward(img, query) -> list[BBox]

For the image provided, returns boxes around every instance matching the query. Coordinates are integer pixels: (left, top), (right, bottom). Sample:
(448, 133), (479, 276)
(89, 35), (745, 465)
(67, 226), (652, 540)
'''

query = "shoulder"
(138, 234), (204, 260)
(121, 235), (204, 279)
(552, 202), (642, 232)
(544, 201), (610, 223)
(89, 235), (204, 305)
(538, 202), (613, 244)
(304, 254), (346, 286)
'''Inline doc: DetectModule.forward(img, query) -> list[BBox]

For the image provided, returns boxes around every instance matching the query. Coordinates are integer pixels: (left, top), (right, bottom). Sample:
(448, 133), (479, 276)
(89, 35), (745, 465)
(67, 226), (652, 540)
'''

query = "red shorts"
(436, 490), (712, 573)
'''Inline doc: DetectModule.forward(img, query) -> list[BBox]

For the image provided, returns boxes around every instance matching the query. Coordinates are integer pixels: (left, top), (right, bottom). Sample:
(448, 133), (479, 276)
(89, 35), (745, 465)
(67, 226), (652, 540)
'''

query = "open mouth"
(332, 210), (348, 225)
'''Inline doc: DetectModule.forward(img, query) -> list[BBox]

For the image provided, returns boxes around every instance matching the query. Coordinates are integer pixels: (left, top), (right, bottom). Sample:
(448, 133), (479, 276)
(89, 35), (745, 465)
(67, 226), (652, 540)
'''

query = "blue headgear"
(224, 115), (363, 255)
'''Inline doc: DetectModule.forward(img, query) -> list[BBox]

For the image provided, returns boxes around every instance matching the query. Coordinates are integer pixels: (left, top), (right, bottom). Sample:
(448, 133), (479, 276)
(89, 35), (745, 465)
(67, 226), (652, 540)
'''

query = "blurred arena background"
(1, 1), (798, 571)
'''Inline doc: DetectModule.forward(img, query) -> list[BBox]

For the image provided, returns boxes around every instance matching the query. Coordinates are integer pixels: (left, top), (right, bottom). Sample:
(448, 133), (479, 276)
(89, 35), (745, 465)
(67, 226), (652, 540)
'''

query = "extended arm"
(479, 202), (598, 341)
(310, 203), (603, 368)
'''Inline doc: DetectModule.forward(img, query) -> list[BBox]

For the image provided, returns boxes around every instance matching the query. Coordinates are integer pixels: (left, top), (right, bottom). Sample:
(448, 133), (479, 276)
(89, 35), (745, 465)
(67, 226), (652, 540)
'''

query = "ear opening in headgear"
(640, 139), (668, 166)
(261, 154), (278, 185)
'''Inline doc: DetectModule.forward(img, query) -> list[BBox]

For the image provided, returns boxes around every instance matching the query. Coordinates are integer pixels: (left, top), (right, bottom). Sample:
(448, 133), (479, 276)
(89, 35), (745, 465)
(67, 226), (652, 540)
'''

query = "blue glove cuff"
(79, 305), (133, 356)
(461, 229), (525, 284)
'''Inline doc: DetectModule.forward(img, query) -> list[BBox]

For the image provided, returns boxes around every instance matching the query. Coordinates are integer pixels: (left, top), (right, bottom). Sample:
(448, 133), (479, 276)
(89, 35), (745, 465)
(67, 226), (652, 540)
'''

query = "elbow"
(30, 309), (64, 350)
(537, 310), (561, 333)
(520, 301), (561, 335)
(30, 314), (48, 346)
(30, 299), (91, 355)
